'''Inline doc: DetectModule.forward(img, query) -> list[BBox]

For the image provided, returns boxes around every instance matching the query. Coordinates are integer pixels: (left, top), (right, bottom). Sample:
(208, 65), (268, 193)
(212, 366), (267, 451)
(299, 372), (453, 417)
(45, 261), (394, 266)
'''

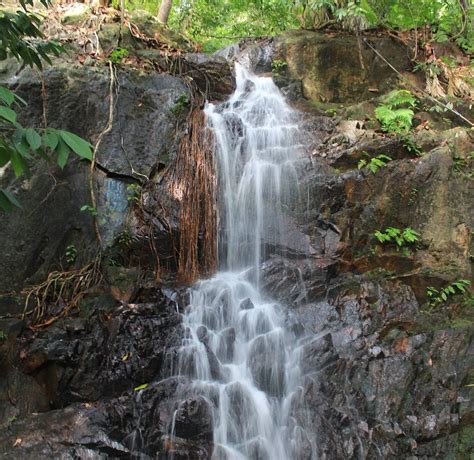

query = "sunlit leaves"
(374, 227), (420, 247)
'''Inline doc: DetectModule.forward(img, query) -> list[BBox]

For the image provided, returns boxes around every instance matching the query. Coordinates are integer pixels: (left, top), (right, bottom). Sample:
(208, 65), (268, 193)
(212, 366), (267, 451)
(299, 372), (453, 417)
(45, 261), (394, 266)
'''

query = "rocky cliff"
(0, 14), (472, 459)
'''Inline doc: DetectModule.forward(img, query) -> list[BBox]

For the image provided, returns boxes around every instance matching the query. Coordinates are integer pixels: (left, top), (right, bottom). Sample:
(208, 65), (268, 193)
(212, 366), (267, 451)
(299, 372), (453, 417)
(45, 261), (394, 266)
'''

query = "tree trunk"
(157, 0), (173, 24)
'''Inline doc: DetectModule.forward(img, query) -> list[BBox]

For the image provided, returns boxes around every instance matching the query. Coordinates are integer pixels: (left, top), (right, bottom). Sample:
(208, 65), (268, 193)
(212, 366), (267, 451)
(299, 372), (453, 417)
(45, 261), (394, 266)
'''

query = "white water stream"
(174, 64), (314, 459)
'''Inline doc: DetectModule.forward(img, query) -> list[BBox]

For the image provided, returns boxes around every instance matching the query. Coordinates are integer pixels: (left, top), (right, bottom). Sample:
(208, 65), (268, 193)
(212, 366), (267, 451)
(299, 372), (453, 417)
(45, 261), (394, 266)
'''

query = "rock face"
(275, 30), (412, 103)
(0, 25), (473, 460)
(0, 62), (187, 296)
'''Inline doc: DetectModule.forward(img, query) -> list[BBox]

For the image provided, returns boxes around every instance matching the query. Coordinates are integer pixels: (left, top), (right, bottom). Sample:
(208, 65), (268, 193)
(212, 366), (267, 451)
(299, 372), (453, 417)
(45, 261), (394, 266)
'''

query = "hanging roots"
(169, 108), (217, 283)
(22, 257), (103, 329)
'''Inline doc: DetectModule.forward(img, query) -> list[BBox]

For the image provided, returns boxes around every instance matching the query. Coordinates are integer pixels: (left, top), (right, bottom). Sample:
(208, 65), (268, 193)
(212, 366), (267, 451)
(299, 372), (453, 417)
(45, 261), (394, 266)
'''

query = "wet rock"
(196, 325), (209, 345)
(217, 327), (236, 362)
(173, 396), (213, 441)
(248, 332), (286, 397)
(240, 298), (254, 310)
(15, 289), (183, 405)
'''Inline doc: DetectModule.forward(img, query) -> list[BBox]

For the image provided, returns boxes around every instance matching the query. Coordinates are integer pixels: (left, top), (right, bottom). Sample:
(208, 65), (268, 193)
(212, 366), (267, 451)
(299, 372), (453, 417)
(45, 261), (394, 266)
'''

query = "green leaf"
(56, 138), (70, 169)
(133, 383), (148, 391)
(0, 191), (12, 212)
(43, 128), (59, 150)
(10, 151), (25, 177)
(25, 128), (41, 150)
(12, 129), (33, 160)
(358, 159), (367, 169)
(0, 188), (21, 209)
(59, 131), (93, 160)
(0, 106), (17, 124)
(0, 142), (13, 166)
(0, 87), (15, 106)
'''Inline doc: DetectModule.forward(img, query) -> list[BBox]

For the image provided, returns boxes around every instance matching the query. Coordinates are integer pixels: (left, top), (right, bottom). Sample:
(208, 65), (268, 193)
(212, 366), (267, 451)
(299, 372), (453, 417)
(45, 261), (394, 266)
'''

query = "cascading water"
(173, 63), (315, 459)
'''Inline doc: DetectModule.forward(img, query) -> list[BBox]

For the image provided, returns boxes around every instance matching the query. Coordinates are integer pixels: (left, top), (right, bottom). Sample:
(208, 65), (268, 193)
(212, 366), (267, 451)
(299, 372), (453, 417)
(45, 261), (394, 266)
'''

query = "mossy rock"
(60, 3), (92, 25)
(275, 30), (411, 104)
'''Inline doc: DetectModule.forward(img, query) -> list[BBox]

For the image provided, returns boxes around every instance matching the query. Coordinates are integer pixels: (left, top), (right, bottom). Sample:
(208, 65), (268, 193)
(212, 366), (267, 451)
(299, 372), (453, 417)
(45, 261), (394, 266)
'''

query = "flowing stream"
(173, 63), (314, 459)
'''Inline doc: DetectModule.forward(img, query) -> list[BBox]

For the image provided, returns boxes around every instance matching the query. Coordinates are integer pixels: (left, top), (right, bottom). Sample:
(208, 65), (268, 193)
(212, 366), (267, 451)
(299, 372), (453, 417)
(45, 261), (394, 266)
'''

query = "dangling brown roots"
(22, 257), (103, 329)
(169, 108), (217, 283)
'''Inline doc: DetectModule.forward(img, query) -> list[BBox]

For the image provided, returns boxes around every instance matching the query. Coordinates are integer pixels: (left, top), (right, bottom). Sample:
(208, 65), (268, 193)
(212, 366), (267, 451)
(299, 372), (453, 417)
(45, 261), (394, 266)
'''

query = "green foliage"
(114, 230), (133, 246)
(271, 59), (287, 75)
(358, 153), (392, 173)
(0, 1), (62, 69)
(170, 93), (189, 116)
(168, 0), (298, 52)
(374, 226), (420, 247)
(109, 47), (129, 64)
(453, 153), (473, 176)
(0, 85), (93, 210)
(0, 330), (6, 341)
(65, 244), (77, 264)
(117, 0), (471, 53)
(401, 134), (422, 156)
(427, 279), (471, 308)
(126, 183), (142, 202)
(0, 0), (93, 211)
(80, 204), (98, 216)
(413, 60), (442, 76)
(375, 90), (416, 134)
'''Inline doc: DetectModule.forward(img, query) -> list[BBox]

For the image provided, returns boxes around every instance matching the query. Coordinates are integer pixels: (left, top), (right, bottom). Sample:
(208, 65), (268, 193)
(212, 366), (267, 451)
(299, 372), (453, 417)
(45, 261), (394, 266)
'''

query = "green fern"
(376, 89), (416, 134)
(383, 89), (416, 109)
(358, 154), (392, 174)
(427, 280), (471, 308)
(374, 226), (420, 247)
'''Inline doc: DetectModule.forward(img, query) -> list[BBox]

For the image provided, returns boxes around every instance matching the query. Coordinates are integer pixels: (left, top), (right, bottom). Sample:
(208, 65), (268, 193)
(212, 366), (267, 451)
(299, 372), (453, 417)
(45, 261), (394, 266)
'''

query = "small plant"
(126, 183), (142, 202)
(428, 101), (454, 114)
(413, 61), (442, 75)
(408, 187), (418, 205)
(427, 280), (471, 308)
(375, 89), (416, 134)
(401, 134), (422, 156)
(171, 93), (189, 117)
(65, 244), (77, 264)
(452, 153), (473, 176)
(358, 154), (392, 174)
(271, 59), (287, 75)
(0, 330), (6, 341)
(115, 230), (132, 247)
(107, 257), (120, 267)
(109, 47), (129, 65)
(80, 204), (98, 216)
(374, 227), (420, 248)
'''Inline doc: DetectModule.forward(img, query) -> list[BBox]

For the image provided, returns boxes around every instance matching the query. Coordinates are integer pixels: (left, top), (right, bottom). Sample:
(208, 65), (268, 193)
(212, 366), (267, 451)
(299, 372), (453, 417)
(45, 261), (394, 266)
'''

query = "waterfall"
(173, 63), (314, 459)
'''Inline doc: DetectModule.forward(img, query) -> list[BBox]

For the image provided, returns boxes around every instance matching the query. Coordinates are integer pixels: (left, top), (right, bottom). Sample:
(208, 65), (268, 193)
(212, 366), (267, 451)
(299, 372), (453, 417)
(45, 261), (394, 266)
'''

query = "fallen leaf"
(134, 383), (148, 391)
(13, 438), (21, 447)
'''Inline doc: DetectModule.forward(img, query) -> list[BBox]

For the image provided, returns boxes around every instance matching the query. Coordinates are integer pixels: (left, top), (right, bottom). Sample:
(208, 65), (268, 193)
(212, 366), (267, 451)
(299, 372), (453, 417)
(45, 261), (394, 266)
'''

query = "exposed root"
(90, 60), (117, 246)
(169, 108), (217, 283)
(22, 257), (103, 329)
